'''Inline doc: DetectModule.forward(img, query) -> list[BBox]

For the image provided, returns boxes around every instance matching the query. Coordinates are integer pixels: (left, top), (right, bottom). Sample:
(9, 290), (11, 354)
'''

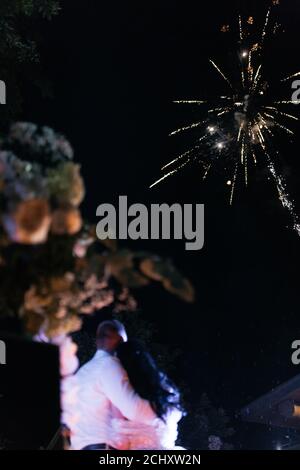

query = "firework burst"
(150, 4), (300, 235)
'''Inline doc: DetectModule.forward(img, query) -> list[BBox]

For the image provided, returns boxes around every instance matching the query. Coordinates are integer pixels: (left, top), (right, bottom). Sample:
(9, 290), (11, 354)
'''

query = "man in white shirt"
(70, 320), (156, 450)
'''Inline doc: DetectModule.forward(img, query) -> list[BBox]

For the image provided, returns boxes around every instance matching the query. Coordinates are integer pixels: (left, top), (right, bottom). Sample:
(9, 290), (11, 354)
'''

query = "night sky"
(22, 0), (300, 448)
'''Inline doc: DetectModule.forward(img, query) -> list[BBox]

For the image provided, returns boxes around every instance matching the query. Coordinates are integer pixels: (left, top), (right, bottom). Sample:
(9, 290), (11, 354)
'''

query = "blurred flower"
(51, 207), (82, 235)
(2, 198), (51, 244)
(45, 311), (82, 338)
(9, 122), (38, 145)
(23, 285), (53, 312)
(50, 273), (75, 292)
(0, 151), (48, 201)
(113, 287), (138, 313)
(139, 256), (195, 302)
(6, 122), (74, 162)
(73, 239), (88, 258)
(0, 123), (85, 245)
(47, 162), (85, 207)
(24, 310), (45, 335)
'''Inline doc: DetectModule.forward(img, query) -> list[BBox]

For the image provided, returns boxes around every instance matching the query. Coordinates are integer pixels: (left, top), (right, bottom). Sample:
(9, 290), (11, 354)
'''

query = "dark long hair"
(116, 340), (183, 420)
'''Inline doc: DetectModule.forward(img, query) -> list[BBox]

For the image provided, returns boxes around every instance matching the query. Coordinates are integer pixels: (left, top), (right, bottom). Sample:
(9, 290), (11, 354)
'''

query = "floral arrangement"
(0, 123), (194, 340)
(21, 228), (195, 338)
(0, 122), (85, 244)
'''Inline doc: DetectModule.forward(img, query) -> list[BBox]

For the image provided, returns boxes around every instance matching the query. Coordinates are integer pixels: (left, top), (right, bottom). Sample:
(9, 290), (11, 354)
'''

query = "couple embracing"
(70, 320), (184, 450)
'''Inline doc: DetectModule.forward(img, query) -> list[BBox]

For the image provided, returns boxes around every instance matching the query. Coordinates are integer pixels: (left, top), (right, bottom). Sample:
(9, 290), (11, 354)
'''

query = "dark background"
(20, 0), (300, 448)
(0, 335), (61, 449)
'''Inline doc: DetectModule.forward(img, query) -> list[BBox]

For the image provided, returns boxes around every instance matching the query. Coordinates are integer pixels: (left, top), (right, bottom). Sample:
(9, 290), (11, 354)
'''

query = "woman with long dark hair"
(108, 340), (184, 450)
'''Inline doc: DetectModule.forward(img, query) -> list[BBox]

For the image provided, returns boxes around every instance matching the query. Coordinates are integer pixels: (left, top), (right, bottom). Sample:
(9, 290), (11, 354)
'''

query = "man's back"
(70, 349), (156, 450)
(71, 350), (114, 449)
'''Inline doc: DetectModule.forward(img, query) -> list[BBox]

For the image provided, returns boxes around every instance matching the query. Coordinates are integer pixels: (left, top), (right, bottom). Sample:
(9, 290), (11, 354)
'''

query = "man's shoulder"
(77, 352), (121, 375)
(98, 353), (123, 372)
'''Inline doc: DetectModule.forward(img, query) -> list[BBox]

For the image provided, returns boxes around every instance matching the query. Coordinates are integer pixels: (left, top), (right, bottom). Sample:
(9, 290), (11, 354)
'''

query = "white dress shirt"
(70, 349), (156, 450)
(109, 408), (183, 450)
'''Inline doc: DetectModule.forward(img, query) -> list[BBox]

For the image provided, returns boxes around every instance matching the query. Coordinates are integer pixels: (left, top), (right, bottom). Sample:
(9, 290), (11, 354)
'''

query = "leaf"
(139, 256), (195, 302)
(139, 257), (165, 282)
(162, 277), (195, 303)
(106, 250), (149, 287)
